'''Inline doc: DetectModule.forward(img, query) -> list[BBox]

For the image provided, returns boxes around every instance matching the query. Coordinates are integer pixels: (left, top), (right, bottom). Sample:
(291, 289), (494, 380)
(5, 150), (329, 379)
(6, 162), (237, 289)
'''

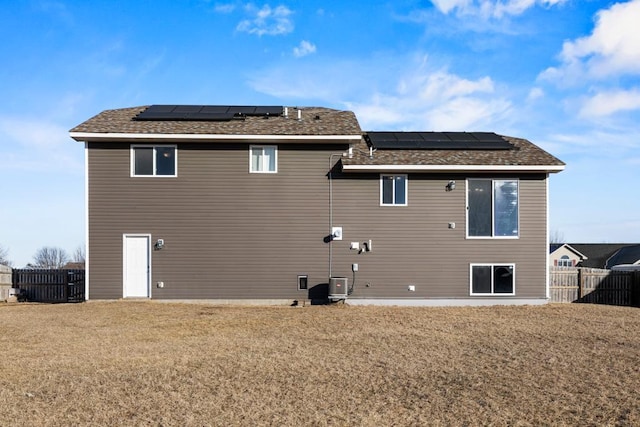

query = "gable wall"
(87, 141), (549, 300)
(549, 246), (581, 267)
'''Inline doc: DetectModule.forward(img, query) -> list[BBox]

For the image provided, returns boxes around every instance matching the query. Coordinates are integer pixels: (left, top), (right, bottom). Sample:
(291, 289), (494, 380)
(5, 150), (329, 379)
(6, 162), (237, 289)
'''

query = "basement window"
(470, 264), (515, 296)
(297, 275), (308, 291)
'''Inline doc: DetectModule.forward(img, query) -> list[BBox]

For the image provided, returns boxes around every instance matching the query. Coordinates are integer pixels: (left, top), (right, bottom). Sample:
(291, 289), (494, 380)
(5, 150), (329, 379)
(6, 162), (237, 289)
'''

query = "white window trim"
(249, 145), (278, 173)
(130, 145), (177, 177)
(379, 174), (408, 206)
(466, 178), (519, 239)
(469, 263), (516, 296)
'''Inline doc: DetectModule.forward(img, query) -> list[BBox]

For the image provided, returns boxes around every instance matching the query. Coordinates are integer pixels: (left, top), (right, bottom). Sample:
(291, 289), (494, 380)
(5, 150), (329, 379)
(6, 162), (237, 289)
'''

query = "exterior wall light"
(446, 180), (456, 191)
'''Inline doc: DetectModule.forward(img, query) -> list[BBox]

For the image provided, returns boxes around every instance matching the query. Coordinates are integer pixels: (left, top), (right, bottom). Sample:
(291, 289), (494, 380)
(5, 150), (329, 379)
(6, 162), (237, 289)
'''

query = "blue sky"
(1, 0), (639, 267)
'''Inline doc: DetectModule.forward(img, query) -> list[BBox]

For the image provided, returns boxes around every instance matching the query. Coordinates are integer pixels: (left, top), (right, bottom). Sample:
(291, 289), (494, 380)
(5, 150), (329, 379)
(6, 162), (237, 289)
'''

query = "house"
(549, 243), (640, 269)
(549, 243), (589, 267)
(70, 105), (565, 305)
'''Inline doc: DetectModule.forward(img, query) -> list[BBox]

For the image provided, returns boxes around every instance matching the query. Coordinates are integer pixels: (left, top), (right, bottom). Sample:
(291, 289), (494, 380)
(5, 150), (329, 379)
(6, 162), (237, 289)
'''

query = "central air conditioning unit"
(329, 277), (348, 300)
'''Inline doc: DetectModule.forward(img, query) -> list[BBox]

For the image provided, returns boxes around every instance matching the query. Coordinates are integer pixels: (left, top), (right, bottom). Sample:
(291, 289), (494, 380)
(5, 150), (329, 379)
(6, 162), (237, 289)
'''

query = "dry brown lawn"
(0, 302), (638, 426)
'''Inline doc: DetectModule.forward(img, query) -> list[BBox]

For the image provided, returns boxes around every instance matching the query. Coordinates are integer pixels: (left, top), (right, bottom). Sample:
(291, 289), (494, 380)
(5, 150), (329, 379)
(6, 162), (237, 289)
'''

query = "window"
(467, 179), (518, 237)
(380, 174), (407, 206)
(558, 255), (573, 267)
(470, 264), (515, 295)
(250, 145), (277, 173)
(131, 146), (176, 177)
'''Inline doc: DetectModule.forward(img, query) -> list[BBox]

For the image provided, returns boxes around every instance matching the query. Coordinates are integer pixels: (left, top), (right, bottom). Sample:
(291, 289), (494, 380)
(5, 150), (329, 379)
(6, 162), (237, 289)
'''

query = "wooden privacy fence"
(12, 269), (85, 303)
(550, 267), (640, 306)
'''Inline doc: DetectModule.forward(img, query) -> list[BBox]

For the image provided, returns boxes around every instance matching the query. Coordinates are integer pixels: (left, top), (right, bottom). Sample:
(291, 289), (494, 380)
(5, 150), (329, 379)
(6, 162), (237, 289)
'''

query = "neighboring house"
(549, 244), (588, 267)
(62, 262), (86, 270)
(550, 243), (640, 269)
(605, 244), (640, 269)
(70, 105), (565, 305)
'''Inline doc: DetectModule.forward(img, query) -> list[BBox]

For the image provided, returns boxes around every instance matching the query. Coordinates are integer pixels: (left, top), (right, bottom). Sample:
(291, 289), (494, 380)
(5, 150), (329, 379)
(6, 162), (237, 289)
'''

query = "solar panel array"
(134, 105), (284, 121)
(366, 132), (513, 150)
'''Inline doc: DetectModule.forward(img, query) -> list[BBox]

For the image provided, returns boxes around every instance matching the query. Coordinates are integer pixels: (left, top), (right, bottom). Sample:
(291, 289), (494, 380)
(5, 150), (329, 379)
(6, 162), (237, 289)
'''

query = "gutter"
(69, 132), (363, 143)
(341, 164), (566, 173)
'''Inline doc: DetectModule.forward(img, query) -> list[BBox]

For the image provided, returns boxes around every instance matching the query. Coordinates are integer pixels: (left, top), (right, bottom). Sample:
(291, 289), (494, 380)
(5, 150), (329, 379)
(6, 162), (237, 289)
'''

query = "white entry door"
(123, 235), (150, 298)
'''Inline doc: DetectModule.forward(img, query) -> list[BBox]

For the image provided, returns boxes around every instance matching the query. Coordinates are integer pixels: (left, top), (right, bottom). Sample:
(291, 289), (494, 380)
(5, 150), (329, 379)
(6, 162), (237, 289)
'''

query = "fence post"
(632, 271), (640, 308)
(63, 270), (69, 302)
(577, 268), (584, 300)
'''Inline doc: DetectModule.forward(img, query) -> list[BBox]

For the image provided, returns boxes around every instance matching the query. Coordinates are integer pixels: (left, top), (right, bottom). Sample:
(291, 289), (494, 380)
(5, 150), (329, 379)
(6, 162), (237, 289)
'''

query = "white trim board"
(343, 164), (565, 173)
(70, 132), (363, 143)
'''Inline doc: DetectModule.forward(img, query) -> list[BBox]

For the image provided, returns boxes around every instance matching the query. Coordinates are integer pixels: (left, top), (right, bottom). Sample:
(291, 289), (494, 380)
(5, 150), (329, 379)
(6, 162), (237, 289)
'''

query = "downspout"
(545, 173), (551, 300)
(328, 153), (344, 279)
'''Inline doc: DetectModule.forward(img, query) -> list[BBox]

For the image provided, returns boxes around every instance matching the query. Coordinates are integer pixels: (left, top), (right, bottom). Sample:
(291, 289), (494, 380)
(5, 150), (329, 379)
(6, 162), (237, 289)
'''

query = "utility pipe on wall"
(328, 152), (345, 279)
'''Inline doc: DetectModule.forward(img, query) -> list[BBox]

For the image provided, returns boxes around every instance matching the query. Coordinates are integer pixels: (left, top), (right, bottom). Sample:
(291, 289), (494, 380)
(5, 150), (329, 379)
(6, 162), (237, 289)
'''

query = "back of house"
(70, 104), (564, 305)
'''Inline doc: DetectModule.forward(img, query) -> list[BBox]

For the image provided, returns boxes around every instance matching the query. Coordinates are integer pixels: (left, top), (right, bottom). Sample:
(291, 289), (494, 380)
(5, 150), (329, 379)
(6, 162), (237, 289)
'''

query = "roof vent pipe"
(297, 109), (302, 121)
(284, 107), (288, 118)
(369, 146), (373, 158)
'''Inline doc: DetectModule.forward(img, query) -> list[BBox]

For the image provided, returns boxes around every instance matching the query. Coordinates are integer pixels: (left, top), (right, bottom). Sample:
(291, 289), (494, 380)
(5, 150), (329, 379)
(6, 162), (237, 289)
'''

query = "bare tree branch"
(0, 244), (11, 267)
(31, 247), (70, 269)
(550, 229), (566, 244)
(72, 245), (86, 264)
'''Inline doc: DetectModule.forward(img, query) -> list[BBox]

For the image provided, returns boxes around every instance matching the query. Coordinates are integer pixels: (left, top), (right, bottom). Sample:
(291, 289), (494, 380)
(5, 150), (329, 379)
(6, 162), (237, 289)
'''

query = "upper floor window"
(131, 145), (176, 177)
(467, 179), (519, 238)
(250, 145), (277, 173)
(380, 174), (407, 206)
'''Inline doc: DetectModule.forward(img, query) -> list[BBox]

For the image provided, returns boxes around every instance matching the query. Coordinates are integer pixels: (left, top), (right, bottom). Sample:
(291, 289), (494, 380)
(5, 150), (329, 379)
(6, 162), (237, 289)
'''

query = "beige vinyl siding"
(88, 141), (549, 300)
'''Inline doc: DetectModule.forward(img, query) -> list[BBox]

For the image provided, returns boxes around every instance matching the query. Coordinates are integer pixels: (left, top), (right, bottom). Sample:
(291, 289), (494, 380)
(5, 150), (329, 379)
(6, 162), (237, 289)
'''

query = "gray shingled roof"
(566, 244), (633, 268)
(70, 106), (362, 137)
(70, 105), (564, 171)
(342, 135), (564, 170)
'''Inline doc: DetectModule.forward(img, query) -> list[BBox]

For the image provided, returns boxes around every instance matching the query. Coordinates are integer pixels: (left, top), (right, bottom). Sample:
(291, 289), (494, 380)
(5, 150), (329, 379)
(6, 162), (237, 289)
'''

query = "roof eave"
(341, 164), (565, 173)
(551, 243), (589, 260)
(69, 132), (363, 143)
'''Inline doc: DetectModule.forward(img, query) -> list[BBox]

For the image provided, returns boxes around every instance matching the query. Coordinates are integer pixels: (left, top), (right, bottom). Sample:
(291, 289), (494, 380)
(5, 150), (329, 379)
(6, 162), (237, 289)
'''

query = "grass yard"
(0, 302), (638, 426)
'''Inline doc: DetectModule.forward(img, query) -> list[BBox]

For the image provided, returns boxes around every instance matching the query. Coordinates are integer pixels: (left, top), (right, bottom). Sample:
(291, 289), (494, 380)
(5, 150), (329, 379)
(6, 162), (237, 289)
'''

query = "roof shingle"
(342, 135), (564, 170)
(70, 106), (362, 137)
(70, 105), (564, 171)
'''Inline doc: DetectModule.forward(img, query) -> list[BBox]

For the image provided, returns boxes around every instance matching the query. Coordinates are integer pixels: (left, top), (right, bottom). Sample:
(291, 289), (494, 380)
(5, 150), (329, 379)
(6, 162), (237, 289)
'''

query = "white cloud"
(0, 116), (83, 173)
(431, 0), (471, 15)
(579, 88), (640, 118)
(348, 67), (511, 131)
(430, 0), (567, 18)
(248, 55), (512, 131)
(236, 4), (293, 36)
(527, 87), (544, 101)
(540, 0), (640, 84)
(293, 40), (316, 58)
(214, 3), (236, 13)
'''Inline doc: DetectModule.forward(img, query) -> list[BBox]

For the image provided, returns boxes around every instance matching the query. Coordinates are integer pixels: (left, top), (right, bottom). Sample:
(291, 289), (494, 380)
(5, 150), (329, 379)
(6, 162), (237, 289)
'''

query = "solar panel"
(134, 105), (284, 121)
(419, 132), (449, 142)
(255, 106), (284, 116)
(366, 132), (513, 150)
